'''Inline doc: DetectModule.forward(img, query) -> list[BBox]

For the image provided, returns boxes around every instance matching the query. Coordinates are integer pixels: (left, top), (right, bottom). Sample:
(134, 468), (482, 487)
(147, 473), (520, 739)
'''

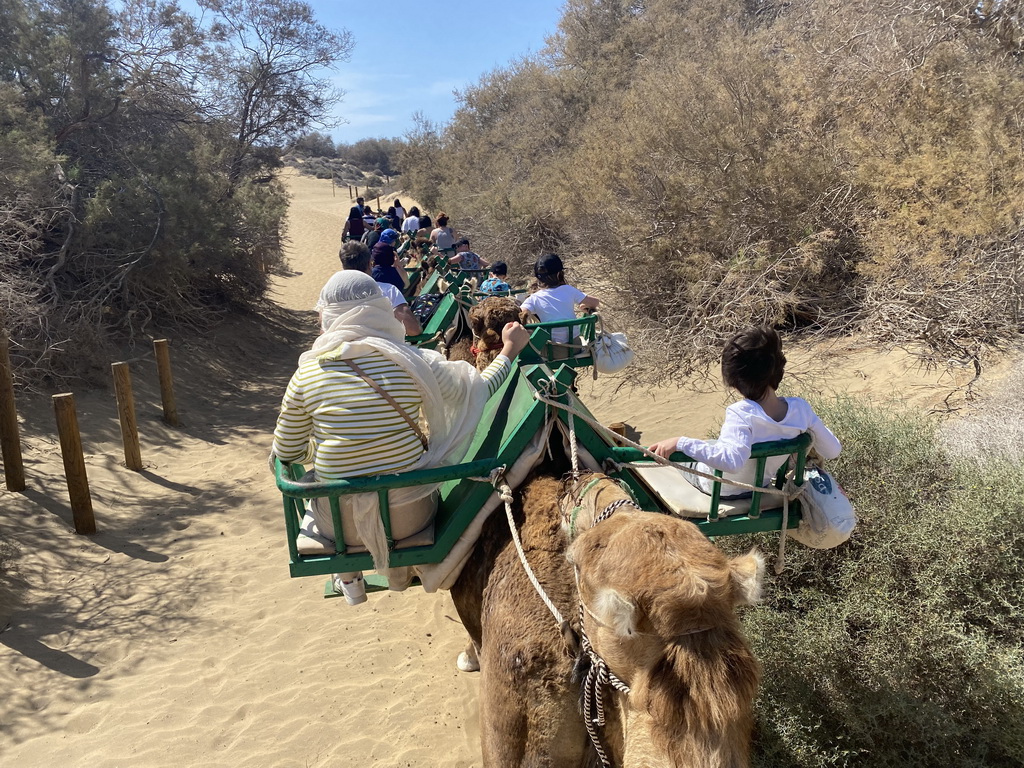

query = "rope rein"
(477, 448), (640, 768)
(492, 472), (574, 639)
(577, 597), (632, 768)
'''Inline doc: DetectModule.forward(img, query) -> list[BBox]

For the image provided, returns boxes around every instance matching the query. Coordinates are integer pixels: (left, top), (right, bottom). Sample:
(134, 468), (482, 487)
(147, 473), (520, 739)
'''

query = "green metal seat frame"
(275, 362), (810, 583)
(570, 428), (811, 536)
(519, 314), (599, 369)
(275, 361), (568, 578)
(473, 288), (527, 299)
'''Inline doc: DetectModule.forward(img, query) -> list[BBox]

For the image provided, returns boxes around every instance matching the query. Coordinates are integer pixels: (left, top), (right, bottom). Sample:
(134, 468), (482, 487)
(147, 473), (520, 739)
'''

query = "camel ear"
(729, 549), (765, 606)
(591, 588), (637, 637)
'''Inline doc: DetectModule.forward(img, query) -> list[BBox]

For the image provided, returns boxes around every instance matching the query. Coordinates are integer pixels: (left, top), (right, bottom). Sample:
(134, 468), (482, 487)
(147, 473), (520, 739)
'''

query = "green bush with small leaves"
(718, 399), (1024, 767)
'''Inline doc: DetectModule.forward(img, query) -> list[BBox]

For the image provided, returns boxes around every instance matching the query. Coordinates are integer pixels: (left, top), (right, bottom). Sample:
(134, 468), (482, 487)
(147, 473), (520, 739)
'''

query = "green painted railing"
(275, 362), (574, 578)
(520, 313), (599, 368)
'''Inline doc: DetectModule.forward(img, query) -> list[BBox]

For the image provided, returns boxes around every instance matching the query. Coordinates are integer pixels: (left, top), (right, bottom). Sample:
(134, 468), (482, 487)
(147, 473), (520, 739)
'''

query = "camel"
(446, 296), (528, 366)
(451, 470), (764, 767)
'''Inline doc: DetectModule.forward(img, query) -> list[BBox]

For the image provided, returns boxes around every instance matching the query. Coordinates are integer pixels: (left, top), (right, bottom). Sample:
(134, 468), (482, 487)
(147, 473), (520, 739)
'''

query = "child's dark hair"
(490, 261), (508, 276)
(720, 327), (786, 401)
(534, 253), (565, 288)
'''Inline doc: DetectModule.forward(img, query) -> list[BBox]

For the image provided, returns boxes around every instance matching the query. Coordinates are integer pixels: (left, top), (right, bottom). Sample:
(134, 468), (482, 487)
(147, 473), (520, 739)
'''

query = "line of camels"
(446, 298), (764, 768)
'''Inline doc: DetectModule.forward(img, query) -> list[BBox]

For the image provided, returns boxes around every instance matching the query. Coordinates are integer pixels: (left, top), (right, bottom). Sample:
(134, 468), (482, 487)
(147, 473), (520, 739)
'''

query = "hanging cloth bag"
(586, 320), (635, 375)
(789, 467), (857, 549)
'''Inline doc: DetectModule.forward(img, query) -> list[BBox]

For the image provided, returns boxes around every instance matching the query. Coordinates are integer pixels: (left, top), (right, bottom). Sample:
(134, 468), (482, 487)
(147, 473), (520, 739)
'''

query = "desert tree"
(195, 0), (353, 192)
(0, 0), (346, 386)
(290, 130), (336, 157)
(396, 112), (446, 212)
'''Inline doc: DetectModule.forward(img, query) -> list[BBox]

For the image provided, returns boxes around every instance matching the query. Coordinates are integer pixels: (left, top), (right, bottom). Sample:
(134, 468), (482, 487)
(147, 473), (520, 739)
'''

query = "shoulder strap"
(340, 358), (429, 451)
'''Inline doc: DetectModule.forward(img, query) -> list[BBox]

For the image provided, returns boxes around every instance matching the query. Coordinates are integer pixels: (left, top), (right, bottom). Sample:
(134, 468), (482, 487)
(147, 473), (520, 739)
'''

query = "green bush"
(722, 399), (1024, 766)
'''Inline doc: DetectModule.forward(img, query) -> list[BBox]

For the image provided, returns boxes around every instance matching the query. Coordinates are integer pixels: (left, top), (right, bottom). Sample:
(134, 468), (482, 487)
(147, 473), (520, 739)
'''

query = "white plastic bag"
(789, 467), (857, 549)
(588, 331), (635, 374)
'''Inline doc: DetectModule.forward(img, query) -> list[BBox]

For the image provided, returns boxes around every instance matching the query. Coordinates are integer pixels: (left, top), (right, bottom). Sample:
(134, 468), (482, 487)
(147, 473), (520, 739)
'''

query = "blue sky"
(309, 1), (567, 144)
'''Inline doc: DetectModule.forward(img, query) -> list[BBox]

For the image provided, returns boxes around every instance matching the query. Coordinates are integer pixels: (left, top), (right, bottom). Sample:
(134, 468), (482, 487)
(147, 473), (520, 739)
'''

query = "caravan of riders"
(271, 195), (839, 605)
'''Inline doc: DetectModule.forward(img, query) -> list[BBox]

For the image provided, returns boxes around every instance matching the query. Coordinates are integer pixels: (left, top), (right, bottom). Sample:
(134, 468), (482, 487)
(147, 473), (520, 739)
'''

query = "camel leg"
(457, 640), (480, 672)
(479, 660), (528, 767)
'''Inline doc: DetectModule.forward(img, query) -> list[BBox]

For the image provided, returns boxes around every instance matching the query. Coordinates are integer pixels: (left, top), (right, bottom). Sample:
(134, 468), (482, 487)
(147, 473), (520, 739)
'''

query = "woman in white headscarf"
(272, 271), (529, 604)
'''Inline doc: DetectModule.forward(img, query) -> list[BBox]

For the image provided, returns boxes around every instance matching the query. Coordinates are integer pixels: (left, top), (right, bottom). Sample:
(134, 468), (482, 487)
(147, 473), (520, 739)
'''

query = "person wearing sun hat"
(371, 229), (405, 290)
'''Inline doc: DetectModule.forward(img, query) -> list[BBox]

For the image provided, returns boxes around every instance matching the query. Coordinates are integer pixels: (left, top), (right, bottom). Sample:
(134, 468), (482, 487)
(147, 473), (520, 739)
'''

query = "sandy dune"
(0, 170), (1008, 767)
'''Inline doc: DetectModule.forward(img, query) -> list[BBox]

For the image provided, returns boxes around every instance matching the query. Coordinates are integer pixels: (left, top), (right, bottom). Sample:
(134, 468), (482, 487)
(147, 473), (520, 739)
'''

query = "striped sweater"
(273, 350), (511, 480)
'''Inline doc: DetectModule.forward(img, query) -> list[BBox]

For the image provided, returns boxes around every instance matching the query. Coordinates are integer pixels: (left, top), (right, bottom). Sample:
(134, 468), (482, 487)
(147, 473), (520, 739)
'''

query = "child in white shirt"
(650, 327), (841, 497)
(520, 254), (600, 346)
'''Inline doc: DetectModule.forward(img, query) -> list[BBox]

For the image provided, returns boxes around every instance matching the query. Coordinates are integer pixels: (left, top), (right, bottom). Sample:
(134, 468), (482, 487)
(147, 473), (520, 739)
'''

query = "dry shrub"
(402, 0), (1024, 385)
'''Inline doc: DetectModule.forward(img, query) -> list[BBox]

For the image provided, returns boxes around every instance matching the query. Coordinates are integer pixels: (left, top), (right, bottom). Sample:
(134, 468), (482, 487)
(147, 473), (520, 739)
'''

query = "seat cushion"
(632, 465), (783, 518)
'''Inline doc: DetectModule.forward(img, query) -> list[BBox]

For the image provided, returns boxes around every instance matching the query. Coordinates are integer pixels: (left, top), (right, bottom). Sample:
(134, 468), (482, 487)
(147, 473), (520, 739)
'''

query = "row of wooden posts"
(329, 178), (389, 212)
(0, 337), (179, 536)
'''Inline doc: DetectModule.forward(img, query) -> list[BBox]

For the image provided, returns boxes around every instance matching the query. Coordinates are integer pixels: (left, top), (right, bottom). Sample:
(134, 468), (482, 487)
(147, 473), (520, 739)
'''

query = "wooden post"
(608, 422), (627, 438)
(153, 340), (180, 427)
(0, 333), (25, 491)
(111, 362), (143, 471)
(53, 393), (96, 534)
(331, 173), (335, 197)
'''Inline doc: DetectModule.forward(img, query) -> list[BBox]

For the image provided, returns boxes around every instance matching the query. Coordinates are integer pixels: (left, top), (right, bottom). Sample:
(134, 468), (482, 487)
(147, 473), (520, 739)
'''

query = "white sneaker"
(334, 575), (367, 606)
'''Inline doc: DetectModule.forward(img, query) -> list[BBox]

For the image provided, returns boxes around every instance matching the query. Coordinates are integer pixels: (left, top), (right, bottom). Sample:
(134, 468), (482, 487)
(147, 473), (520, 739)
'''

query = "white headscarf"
(303, 270), (490, 572)
(307, 271), (405, 360)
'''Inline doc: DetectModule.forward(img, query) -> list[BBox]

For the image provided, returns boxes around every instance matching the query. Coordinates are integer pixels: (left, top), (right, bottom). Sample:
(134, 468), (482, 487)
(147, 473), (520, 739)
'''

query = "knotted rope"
(571, 495), (642, 768)
(575, 597), (632, 768)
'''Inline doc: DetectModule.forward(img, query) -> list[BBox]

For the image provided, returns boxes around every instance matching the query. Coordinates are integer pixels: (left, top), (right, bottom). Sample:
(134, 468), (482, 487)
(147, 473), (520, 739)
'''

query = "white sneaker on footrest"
(334, 575), (367, 606)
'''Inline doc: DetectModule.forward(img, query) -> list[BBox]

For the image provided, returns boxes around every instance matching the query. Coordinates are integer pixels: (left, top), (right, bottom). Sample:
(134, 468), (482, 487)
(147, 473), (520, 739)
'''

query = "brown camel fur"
(451, 470), (763, 767)
(446, 296), (529, 368)
(452, 474), (594, 767)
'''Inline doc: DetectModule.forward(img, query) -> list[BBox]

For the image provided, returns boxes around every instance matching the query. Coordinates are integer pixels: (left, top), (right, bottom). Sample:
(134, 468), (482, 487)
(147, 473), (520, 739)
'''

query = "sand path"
(0, 170), (1008, 767)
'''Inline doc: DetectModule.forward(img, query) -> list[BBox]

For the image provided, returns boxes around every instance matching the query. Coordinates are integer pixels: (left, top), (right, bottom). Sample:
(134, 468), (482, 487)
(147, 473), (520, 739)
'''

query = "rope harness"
(575, 595), (633, 768)
(572, 496), (641, 768)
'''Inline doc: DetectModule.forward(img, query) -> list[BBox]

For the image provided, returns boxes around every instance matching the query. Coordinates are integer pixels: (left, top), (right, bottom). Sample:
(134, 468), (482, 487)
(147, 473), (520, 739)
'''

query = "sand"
(0, 170), (1011, 767)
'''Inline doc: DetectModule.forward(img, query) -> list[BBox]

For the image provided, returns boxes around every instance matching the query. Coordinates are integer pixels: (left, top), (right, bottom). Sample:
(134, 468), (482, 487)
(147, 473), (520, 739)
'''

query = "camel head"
(468, 296), (528, 370)
(565, 476), (763, 767)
